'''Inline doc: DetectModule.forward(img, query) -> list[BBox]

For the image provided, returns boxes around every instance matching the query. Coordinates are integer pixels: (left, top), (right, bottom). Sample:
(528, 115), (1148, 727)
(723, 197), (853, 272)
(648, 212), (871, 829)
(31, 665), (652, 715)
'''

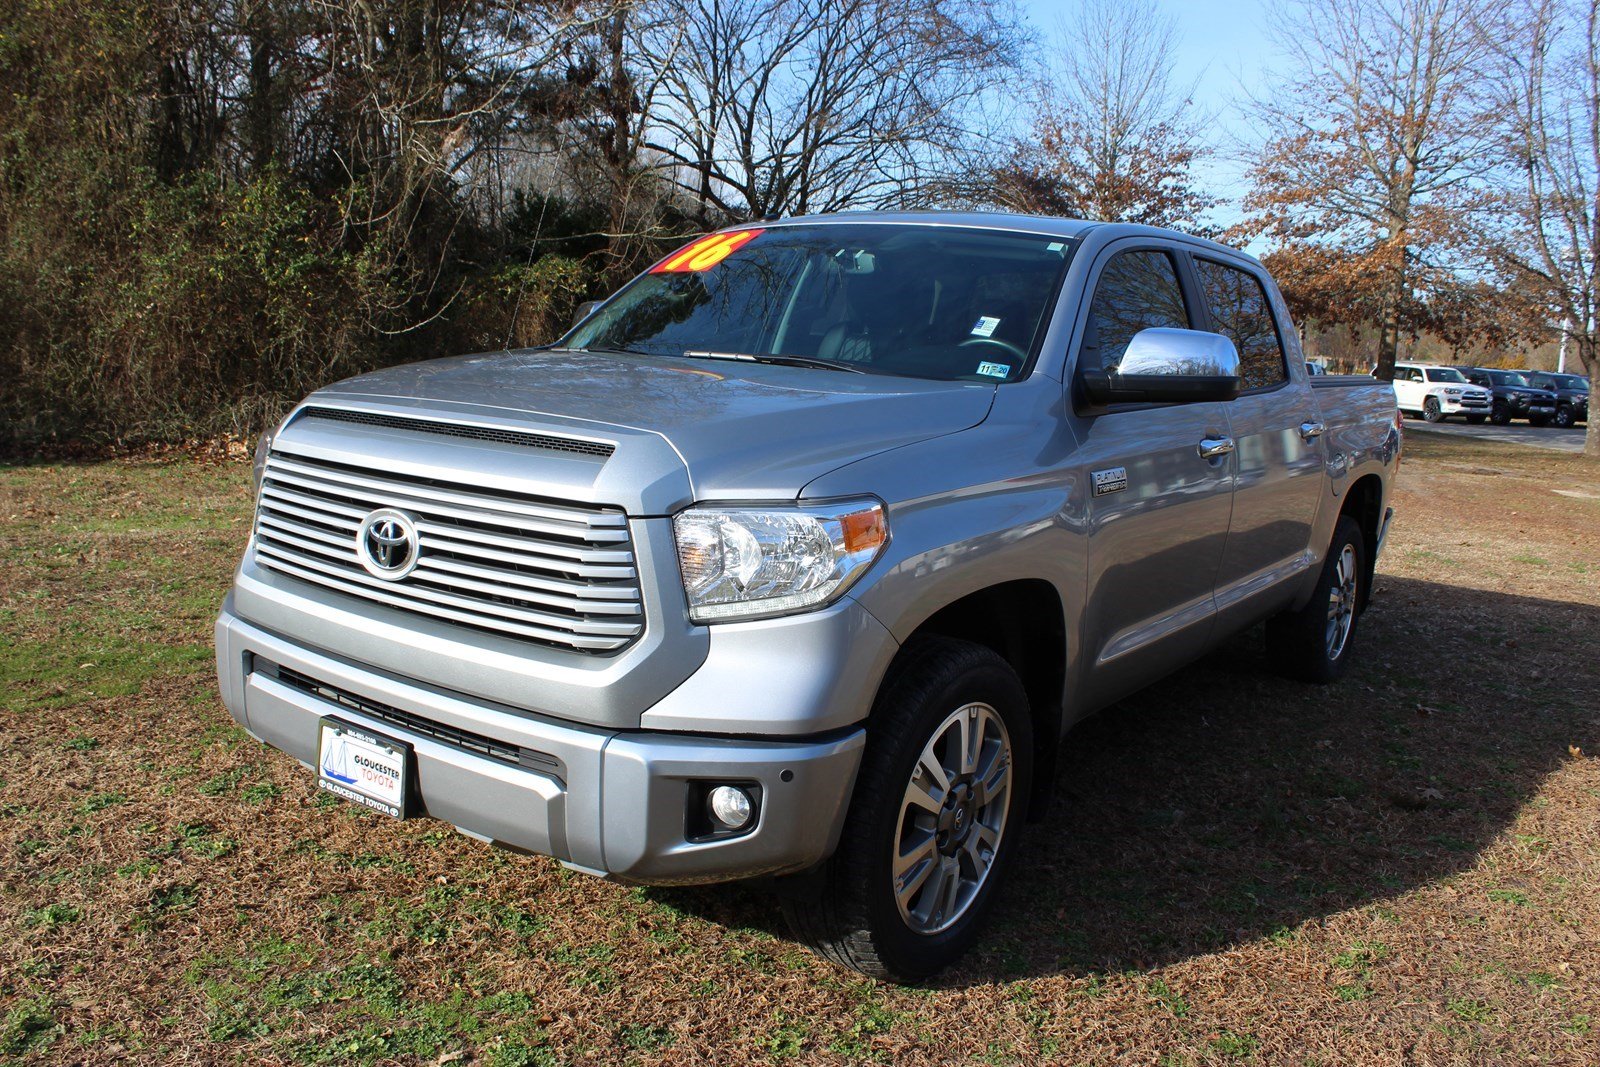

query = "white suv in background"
(1392, 363), (1492, 423)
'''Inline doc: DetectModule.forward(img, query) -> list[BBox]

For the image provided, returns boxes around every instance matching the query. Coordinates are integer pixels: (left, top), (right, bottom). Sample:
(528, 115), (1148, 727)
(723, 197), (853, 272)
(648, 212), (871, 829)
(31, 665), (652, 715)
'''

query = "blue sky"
(1017, 0), (1282, 232)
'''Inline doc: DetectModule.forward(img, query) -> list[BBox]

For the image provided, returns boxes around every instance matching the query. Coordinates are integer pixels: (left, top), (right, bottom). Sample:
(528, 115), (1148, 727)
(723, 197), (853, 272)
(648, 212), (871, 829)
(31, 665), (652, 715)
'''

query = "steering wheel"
(958, 336), (1028, 364)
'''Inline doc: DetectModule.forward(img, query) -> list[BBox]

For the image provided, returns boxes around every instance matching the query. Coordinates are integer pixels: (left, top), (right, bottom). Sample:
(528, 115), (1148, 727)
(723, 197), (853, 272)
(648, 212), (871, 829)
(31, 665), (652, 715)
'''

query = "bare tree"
(637, 0), (1022, 222)
(989, 0), (1214, 229)
(1477, 0), (1600, 454)
(1242, 0), (1498, 380)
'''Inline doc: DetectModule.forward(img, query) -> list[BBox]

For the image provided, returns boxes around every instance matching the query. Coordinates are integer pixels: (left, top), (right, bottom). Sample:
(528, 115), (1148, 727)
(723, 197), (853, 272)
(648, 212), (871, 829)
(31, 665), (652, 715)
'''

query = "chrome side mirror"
(1080, 328), (1242, 405)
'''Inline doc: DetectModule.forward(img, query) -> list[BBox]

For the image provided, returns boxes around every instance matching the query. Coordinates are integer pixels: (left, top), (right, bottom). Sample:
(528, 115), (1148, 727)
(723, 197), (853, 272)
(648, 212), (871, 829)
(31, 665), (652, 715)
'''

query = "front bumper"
(1507, 395), (1556, 415)
(216, 601), (865, 884)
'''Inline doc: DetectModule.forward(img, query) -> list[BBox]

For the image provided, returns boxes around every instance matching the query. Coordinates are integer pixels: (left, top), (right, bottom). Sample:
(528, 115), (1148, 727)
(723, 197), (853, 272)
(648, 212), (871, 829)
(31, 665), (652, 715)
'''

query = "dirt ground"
(1, 432), (1597, 1066)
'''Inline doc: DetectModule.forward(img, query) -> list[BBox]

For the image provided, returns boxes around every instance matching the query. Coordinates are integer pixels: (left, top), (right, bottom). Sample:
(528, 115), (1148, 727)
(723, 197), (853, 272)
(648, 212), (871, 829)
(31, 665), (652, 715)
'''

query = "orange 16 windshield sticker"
(650, 229), (764, 273)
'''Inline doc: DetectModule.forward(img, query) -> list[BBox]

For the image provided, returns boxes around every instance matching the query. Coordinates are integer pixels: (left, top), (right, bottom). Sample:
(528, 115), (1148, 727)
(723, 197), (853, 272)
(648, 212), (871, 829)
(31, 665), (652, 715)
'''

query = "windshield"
(1425, 368), (1467, 383)
(1486, 370), (1531, 387)
(1552, 373), (1589, 392)
(562, 224), (1075, 383)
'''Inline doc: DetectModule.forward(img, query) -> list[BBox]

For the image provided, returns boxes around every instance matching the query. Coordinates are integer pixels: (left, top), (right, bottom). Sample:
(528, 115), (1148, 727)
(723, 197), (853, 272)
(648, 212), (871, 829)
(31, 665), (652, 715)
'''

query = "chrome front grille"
(253, 452), (643, 654)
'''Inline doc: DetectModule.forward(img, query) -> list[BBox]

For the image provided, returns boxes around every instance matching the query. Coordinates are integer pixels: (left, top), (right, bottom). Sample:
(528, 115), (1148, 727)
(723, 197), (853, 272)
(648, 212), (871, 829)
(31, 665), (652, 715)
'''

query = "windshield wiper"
(682, 350), (868, 374)
(568, 345), (657, 358)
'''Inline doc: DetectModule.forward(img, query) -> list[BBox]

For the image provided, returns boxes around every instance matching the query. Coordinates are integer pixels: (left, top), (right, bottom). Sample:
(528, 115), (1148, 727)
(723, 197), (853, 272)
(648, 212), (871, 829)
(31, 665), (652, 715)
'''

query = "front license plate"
(317, 718), (410, 818)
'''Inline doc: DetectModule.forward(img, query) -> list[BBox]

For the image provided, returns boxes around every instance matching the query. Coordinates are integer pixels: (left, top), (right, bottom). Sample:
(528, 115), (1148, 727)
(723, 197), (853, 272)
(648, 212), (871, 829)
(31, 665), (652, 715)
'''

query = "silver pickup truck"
(216, 213), (1400, 980)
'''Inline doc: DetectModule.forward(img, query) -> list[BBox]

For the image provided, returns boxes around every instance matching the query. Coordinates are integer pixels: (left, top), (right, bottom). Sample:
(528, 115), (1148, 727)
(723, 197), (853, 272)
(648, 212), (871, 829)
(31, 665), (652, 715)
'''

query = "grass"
(1, 435), (1599, 1064)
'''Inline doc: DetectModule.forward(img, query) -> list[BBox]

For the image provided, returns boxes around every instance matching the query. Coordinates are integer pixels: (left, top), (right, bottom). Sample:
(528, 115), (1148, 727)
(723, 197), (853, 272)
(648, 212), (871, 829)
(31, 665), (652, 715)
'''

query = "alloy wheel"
(892, 702), (1013, 934)
(1326, 544), (1358, 660)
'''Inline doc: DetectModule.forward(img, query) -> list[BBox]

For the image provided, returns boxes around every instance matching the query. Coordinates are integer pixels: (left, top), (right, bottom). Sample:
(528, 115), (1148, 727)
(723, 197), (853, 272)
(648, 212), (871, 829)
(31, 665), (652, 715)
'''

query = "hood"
(310, 349), (995, 508)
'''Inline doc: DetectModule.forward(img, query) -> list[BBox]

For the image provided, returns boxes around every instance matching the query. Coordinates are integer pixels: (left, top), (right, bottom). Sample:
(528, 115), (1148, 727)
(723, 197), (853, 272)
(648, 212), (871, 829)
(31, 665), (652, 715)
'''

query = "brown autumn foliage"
(1241, 0), (1504, 381)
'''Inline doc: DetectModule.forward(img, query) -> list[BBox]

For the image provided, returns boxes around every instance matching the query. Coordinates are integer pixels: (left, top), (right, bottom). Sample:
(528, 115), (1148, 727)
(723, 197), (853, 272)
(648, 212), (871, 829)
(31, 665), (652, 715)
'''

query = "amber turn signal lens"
(840, 506), (886, 554)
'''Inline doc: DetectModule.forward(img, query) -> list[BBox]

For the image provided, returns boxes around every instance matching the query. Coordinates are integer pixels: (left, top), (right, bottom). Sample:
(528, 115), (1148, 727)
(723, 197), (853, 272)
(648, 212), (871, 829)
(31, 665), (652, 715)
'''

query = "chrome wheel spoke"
(962, 823), (999, 874)
(974, 754), (1009, 807)
(895, 837), (939, 904)
(957, 707), (979, 775)
(916, 742), (952, 795)
(904, 774), (943, 818)
(895, 828), (937, 875)
(931, 857), (961, 924)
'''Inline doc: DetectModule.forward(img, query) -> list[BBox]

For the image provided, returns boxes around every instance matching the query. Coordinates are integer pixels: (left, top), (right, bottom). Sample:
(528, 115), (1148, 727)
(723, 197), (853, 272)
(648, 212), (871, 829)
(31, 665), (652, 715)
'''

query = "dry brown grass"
(1, 433), (1598, 1065)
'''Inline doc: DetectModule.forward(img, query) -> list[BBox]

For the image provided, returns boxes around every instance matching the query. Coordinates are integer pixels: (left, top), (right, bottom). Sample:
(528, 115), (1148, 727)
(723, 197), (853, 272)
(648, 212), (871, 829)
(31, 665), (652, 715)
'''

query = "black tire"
(1529, 413), (1550, 427)
(1554, 407), (1575, 428)
(780, 636), (1033, 982)
(1265, 515), (1367, 684)
(1490, 401), (1512, 425)
(1423, 396), (1444, 422)
(1465, 415), (1486, 424)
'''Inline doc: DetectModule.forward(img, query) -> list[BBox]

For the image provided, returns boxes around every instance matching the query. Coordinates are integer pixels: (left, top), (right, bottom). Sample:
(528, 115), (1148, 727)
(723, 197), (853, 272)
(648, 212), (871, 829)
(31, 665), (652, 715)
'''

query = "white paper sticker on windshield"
(976, 361), (1011, 378)
(970, 316), (1001, 337)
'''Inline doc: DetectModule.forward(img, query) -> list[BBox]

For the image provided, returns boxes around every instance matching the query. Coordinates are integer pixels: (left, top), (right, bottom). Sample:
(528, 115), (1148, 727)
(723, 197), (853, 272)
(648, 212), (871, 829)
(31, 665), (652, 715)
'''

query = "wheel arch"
(1340, 473), (1384, 611)
(877, 579), (1067, 820)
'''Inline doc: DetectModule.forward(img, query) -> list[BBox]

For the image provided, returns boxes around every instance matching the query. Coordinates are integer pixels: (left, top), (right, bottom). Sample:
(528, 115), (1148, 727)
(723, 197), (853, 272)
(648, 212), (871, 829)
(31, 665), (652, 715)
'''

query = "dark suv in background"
(1523, 371), (1589, 428)
(1462, 368), (1560, 426)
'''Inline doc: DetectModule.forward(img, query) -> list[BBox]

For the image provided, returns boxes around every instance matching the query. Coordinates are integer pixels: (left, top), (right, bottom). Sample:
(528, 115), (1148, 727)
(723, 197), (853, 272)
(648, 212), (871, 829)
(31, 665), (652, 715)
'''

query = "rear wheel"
(781, 636), (1033, 982)
(1266, 515), (1367, 684)
(1423, 396), (1444, 422)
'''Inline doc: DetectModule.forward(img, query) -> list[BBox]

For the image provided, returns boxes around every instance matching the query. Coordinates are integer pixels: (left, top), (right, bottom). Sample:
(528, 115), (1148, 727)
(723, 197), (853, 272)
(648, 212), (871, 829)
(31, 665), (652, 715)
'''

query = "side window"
(1084, 250), (1190, 371)
(1194, 259), (1288, 390)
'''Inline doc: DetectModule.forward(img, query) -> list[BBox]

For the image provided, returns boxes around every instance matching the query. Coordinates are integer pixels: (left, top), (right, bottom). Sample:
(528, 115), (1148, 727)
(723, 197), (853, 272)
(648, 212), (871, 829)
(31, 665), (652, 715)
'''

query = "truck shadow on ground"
(649, 575), (1600, 986)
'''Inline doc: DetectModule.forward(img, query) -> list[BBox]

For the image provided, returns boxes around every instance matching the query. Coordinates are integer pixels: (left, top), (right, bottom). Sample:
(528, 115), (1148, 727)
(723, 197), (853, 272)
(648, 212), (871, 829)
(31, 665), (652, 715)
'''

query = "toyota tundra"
(216, 213), (1400, 980)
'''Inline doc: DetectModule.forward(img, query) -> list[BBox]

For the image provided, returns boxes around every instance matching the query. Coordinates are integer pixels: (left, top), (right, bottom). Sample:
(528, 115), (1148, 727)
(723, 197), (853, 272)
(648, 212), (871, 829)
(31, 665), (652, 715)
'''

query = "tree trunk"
(1372, 242), (1407, 381)
(1584, 338), (1600, 458)
(245, 1), (276, 172)
(603, 7), (632, 267)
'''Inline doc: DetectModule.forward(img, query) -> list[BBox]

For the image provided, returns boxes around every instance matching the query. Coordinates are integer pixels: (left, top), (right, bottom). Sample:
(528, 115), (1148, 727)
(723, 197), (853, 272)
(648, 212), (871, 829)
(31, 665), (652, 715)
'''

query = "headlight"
(673, 500), (887, 621)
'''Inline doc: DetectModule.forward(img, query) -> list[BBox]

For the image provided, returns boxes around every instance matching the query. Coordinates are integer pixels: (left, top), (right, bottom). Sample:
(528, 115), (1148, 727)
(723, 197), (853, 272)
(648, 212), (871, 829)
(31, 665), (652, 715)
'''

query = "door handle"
(1197, 436), (1235, 458)
(1299, 421), (1326, 440)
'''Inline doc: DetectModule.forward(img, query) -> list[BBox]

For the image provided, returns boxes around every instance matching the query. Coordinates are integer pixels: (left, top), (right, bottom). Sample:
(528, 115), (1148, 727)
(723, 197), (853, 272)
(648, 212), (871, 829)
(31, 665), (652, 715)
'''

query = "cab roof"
(755, 210), (1260, 267)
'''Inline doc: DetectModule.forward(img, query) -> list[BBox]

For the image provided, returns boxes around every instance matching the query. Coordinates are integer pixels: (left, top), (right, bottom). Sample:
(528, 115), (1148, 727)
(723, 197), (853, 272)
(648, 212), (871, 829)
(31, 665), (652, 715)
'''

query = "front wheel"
(1554, 407), (1575, 428)
(1465, 414), (1486, 424)
(1423, 396), (1444, 422)
(781, 637), (1033, 982)
(1266, 515), (1367, 684)
(1529, 413), (1551, 427)
(1490, 401), (1512, 425)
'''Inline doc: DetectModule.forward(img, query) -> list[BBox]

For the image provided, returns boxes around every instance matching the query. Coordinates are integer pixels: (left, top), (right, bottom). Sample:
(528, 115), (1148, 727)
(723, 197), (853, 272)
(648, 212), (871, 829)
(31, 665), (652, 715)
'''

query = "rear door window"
(1195, 259), (1289, 390)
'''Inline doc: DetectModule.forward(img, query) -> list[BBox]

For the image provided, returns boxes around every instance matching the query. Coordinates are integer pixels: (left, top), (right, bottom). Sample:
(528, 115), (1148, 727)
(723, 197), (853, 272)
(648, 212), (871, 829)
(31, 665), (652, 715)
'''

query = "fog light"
(707, 785), (754, 830)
